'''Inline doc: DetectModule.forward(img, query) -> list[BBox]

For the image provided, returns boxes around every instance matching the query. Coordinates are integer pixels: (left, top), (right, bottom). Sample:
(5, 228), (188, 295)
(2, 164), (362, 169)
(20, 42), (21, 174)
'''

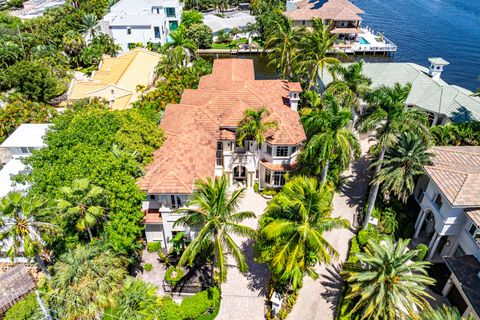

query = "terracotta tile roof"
(260, 159), (297, 171)
(138, 59), (306, 194)
(144, 211), (162, 223)
(465, 208), (480, 227)
(424, 146), (480, 207)
(284, 0), (363, 22)
(288, 82), (303, 92)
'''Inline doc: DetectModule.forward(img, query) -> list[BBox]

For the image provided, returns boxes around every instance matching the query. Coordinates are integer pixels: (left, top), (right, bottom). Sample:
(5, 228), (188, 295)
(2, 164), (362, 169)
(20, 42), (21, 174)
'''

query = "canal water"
(205, 0), (480, 91)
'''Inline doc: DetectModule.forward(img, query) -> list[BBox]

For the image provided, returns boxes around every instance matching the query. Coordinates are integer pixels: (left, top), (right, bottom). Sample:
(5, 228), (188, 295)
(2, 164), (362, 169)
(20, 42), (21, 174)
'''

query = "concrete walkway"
(287, 136), (372, 320)
(217, 189), (270, 320)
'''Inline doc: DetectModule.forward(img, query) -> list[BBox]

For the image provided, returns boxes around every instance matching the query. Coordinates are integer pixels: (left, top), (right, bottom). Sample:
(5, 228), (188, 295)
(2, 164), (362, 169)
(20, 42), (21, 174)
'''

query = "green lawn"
(211, 38), (249, 49)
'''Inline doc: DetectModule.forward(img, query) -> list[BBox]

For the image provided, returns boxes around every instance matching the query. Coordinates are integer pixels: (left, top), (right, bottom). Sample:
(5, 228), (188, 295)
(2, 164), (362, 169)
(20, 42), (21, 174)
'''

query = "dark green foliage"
(430, 121), (480, 146)
(180, 287), (221, 320)
(3, 292), (41, 320)
(157, 297), (182, 320)
(347, 236), (360, 264)
(165, 266), (184, 285)
(415, 244), (428, 261)
(147, 241), (162, 253)
(183, 23), (213, 49)
(356, 227), (379, 247)
(402, 222), (415, 239)
(21, 101), (163, 255)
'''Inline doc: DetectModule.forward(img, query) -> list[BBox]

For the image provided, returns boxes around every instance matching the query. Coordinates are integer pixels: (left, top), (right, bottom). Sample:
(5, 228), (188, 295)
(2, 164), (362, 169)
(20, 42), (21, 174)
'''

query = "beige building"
(66, 48), (161, 110)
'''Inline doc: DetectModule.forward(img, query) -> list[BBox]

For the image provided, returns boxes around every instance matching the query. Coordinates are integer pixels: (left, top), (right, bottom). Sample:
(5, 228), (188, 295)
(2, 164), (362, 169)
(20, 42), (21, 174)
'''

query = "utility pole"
(35, 290), (52, 320)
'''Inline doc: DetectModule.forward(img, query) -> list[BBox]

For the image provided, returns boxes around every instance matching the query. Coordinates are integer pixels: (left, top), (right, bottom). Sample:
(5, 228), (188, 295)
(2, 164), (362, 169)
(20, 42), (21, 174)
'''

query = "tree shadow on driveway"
(241, 239), (270, 297)
(319, 264), (344, 316)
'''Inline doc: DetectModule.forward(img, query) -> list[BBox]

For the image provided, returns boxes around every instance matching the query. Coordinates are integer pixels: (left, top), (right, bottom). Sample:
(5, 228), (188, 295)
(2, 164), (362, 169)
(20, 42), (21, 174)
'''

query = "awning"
(331, 28), (362, 34)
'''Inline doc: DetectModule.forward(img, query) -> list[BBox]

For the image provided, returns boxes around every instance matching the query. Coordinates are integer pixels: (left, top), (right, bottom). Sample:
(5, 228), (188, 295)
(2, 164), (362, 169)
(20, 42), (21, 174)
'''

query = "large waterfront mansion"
(139, 59), (305, 248)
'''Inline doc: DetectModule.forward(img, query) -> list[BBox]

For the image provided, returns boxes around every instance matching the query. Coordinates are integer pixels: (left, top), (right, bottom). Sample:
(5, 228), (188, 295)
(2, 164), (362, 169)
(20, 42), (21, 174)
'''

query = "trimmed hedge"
(157, 287), (221, 320)
(147, 241), (162, 252)
(165, 266), (184, 286)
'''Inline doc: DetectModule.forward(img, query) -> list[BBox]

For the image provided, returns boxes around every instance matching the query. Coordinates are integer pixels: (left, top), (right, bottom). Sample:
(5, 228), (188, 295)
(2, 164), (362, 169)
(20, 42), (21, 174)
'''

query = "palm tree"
(80, 13), (99, 40)
(245, 22), (258, 45)
(56, 178), (106, 241)
(258, 176), (349, 289)
(301, 93), (360, 183)
(229, 27), (241, 40)
(264, 19), (304, 80)
(236, 107), (278, 147)
(419, 305), (474, 320)
(49, 244), (127, 320)
(0, 192), (58, 278)
(326, 60), (372, 112)
(174, 175), (256, 283)
(298, 18), (347, 88)
(111, 277), (160, 320)
(341, 238), (435, 320)
(360, 83), (430, 229)
(372, 132), (433, 202)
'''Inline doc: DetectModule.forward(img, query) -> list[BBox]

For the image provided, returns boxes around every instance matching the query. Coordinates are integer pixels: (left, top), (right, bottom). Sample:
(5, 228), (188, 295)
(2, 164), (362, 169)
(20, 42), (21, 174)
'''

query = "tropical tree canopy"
(174, 175), (256, 283)
(372, 132), (433, 202)
(236, 107), (278, 146)
(257, 176), (349, 289)
(341, 238), (435, 320)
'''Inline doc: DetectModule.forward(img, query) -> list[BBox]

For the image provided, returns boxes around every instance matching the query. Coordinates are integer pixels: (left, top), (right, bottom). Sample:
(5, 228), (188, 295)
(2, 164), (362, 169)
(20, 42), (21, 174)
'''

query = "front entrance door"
(233, 166), (247, 183)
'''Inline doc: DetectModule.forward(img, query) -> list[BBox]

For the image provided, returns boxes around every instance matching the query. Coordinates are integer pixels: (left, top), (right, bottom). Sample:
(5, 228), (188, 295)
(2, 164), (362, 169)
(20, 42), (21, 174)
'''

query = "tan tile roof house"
(139, 58), (305, 195)
(284, 0), (364, 24)
(66, 48), (161, 110)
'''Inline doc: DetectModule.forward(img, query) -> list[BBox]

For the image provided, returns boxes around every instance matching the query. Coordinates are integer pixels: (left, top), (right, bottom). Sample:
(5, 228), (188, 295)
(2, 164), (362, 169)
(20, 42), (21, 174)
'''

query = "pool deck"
(334, 26), (397, 54)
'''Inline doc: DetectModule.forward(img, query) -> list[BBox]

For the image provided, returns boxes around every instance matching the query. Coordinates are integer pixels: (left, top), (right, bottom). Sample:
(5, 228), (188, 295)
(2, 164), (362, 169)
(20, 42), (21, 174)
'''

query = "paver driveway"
(287, 136), (372, 320)
(217, 189), (269, 320)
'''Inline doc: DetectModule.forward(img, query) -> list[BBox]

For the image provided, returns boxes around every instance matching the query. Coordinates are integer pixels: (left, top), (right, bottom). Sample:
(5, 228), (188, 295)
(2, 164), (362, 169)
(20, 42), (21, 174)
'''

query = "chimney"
(288, 82), (303, 111)
(428, 57), (449, 80)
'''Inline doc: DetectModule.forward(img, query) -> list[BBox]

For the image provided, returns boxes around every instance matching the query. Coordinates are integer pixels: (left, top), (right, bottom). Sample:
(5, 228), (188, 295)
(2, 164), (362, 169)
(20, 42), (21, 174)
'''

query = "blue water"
(352, 0), (480, 91)
(359, 37), (370, 45)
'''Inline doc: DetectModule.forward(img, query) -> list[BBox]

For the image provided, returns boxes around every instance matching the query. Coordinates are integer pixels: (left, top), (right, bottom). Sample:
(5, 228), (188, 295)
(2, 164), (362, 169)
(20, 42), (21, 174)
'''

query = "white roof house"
(203, 12), (256, 35)
(318, 58), (480, 125)
(100, 0), (183, 51)
(0, 124), (51, 198)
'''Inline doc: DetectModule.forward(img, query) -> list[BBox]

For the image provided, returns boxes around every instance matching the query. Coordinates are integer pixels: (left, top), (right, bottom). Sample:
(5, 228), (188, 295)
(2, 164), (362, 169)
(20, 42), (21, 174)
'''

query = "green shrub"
(4, 292), (40, 320)
(181, 287), (221, 320)
(402, 222), (415, 239)
(157, 296), (182, 320)
(347, 236), (360, 263)
(262, 190), (277, 196)
(144, 263), (153, 271)
(253, 182), (259, 193)
(147, 241), (162, 252)
(165, 266), (184, 286)
(357, 227), (379, 247)
(415, 244), (428, 261)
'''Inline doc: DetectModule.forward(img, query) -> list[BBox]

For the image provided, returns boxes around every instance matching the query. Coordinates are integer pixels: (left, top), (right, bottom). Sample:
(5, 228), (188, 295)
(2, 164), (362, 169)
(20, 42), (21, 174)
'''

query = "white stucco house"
(413, 146), (480, 319)
(138, 59), (305, 250)
(0, 124), (51, 263)
(318, 58), (480, 125)
(100, 0), (183, 51)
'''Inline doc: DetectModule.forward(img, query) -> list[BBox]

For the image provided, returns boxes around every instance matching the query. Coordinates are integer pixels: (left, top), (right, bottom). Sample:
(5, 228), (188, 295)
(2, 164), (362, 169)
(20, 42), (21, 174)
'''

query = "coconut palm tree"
(418, 305), (474, 320)
(80, 13), (99, 41)
(326, 60), (372, 112)
(49, 244), (127, 320)
(264, 19), (304, 80)
(360, 83), (430, 229)
(56, 178), (106, 241)
(298, 18), (347, 88)
(245, 21), (258, 45)
(301, 93), (360, 183)
(0, 192), (58, 278)
(258, 176), (350, 289)
(174, 175), (256, 283)
(229, 27), (241, 40)
(341, 238), (435, 320)
(236, 107), (278, 147)
(372, 132), (433, 202)
(111, 277), (160, 320)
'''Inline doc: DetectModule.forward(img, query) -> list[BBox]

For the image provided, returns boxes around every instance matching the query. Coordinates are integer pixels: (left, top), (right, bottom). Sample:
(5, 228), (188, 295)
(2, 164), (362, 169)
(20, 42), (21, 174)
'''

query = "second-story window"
(165, 7), (176, 17)
(434, 194), (443, 209)
(291, 145), (297, 154)
(171, 195), (182, 208)
(154, 27), (160, 39)
(216, 142), (223, 166)
(266, 145), (272, 155)
(276, 146), (288, 157)
(469, 224), (480, 243)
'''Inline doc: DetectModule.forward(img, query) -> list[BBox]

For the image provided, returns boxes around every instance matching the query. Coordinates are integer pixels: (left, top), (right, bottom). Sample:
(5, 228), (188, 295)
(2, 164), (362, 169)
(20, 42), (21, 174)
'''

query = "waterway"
(205, 0), (480, 91)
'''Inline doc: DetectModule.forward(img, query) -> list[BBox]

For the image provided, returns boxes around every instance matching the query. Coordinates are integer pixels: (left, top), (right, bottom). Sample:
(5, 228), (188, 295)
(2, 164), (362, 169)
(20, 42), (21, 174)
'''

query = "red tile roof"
(260, 159), (297, 171)
(138, 59), (306, 194)
(284, 0), (363, 22)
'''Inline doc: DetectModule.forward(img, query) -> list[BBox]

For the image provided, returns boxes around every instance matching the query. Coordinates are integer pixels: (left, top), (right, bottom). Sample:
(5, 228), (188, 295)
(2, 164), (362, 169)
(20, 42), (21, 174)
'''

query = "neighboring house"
(100, 0), (182, 51)
(202, 12), (256, 40)
(138, 59), (305, 249)
(0, 124), (51, 198)
(413, 146), (480, 319)
(318, 58), (480, 125)
(0, 267), (35, 314)
(66, 48), (161, 110)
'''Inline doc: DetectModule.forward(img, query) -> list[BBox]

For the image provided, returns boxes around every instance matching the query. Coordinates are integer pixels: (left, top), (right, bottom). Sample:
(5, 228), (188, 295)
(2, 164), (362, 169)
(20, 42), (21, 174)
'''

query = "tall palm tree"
(264, 19), (304, 80)
(56, 178), (106, 241)
(326, 60), (372, 112)
(174, 175), (256, 283)
(301, 93), (360, 183)
(341, 238), (435, 320)
(360, 83), (430, 229)
(298, 18), (347, 88)
(245, 21), (258, 45)
(111, 277), (160, 320)
(80, 13), (99, 40)
(258, 176), (349, 289)
(0, 192), (58, 278)
(372, 132), (433, 202)
(49, 244), (127, 320)
(236, 107), (278, 147)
